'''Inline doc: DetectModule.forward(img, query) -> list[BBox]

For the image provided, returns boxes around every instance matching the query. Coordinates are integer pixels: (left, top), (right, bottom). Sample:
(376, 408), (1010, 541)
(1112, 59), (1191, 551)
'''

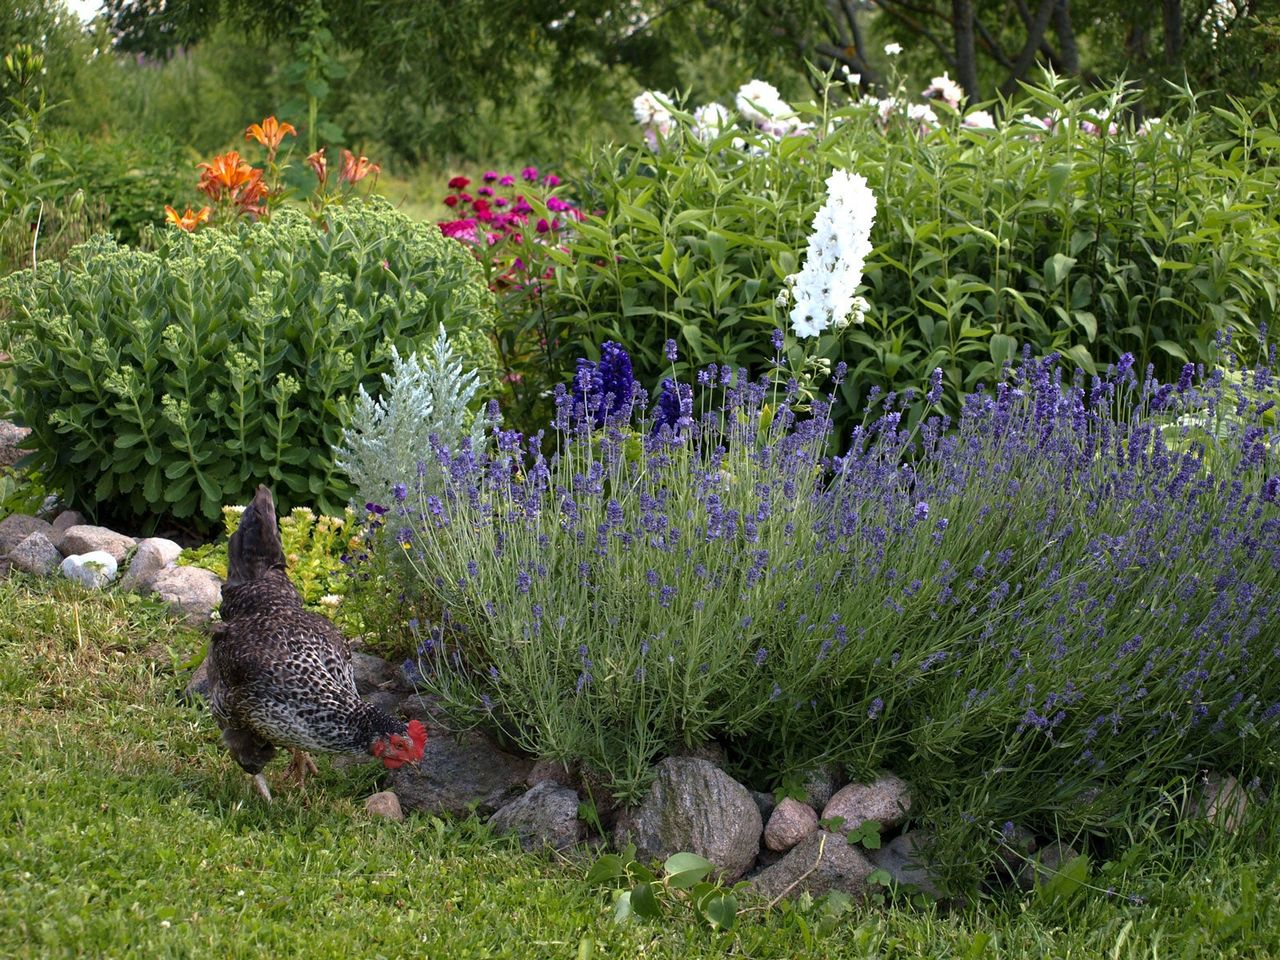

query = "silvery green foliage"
(335, 324), (489, 509)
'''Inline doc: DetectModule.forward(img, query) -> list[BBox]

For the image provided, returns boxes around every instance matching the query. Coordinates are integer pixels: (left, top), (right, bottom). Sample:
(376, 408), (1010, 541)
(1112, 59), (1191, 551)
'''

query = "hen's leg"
(284, 748), (319, 785)
(253, 773), (273, 803)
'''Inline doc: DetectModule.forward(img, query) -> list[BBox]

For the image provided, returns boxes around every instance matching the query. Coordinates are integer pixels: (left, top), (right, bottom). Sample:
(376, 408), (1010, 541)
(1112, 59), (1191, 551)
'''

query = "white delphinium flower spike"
(786, 170), (877, 339)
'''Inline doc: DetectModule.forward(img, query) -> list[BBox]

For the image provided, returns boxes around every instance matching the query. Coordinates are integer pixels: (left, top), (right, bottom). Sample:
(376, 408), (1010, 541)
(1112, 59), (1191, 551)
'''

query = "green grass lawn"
(0, 576), (1276, 958)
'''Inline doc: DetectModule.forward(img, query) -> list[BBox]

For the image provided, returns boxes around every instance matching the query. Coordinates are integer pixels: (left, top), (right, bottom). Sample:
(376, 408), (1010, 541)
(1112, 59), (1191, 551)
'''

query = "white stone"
(60, 551), (119, 588)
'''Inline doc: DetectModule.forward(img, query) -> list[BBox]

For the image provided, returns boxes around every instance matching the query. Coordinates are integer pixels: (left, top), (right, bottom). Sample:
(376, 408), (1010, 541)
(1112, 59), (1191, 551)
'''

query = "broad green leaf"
(629, 882), (662, 919)
(700, 892), (737, 931)
(663, 852), (714, 890)
(1043, 253), (1077, 290)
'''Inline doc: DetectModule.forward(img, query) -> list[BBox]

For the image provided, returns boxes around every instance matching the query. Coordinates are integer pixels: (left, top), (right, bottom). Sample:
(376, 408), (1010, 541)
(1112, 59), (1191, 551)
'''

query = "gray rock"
(993, 824), (1039, 879)
(487, 782), (586, 851)
(151, 566), (222, 623)
(613, 757), (762, 882)
(8, 531), (62, 575)
(527, 759), (573, 788)
(59, 525), (136, 563)
(748, 830), (876, 902)
(871, 831), (942, 898)
(0, 514), (53, 556)
(399, 693), (451, 728)
(821, 773), (912, 832)
(389, 731), (533, 818)
(764, 797), (819, 852)
(1015, 842), (1082, 891)
(119, 537), (183, 593)
(672, 741), (728, 767)
(364, 689), (405, 717)
(800, 765), (842, 810)
(352, 651), (409, 695)
(181, 657), (213, 705)
(0, 419), (31, 467)
(1188, 772), (1248, 833)
(750, 789), (777, 823)
(60, 551), (119, 588)
(365, 791), (405, 821)
(49, 509), (86, 548)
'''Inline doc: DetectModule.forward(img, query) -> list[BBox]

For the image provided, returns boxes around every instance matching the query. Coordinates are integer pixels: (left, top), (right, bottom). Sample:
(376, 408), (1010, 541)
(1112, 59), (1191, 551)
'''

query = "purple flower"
(927, 367), (944, 404)
(913, 501), (930, 522)
(392, 483), (408, 502)
(868, 697), (884, 719)
(664, 338), (679, 363)
(521, 166), (539, 182)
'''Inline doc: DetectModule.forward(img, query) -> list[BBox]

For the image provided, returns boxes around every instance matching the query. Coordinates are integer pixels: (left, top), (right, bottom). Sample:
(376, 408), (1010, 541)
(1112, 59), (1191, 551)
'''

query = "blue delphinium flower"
(572, 341), (634, 427)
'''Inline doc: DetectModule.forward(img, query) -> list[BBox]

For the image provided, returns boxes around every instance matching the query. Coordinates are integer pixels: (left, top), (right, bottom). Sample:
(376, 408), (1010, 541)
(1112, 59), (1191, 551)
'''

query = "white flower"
(874, 96), (901, 127)
(785, 170), (877, 340)
(962, 108), (996, 129)
(692, 102), (731, 143)
(319, 594), (343, 608)
(736, 79), (809, 138)
(633, 90), (675, 148)
(907, 102), (938, 130)
(921, 72), (964, 110)
(884, 42), (902, 56)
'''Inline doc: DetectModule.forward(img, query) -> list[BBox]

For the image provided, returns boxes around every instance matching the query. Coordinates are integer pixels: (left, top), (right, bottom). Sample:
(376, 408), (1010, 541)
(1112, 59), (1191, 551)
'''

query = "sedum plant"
(0, 199), (498, 531)
(333, 323), (491, 511)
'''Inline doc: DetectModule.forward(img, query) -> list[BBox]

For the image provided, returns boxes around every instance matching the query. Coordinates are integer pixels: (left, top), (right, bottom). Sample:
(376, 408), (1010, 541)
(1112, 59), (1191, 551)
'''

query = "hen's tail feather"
(226, 484), (286, 587)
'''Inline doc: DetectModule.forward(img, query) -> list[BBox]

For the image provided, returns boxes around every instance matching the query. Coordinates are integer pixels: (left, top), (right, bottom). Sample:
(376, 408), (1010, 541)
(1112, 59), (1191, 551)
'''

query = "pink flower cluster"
(438, 168), (581, 253)
(437, 168), (583, 287)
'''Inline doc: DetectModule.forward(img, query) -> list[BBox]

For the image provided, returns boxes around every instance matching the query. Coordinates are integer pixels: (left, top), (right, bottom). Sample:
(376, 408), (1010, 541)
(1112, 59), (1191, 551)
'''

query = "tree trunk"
(1162, 0), (1182, 66)
(952, 0), (980, 103)
(1053, 0), (1079, 75)
(998, 0), (1058, 95)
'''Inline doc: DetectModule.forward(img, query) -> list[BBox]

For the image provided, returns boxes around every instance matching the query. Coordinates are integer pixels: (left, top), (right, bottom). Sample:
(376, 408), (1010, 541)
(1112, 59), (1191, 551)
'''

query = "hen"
(207, 485), (425, 802)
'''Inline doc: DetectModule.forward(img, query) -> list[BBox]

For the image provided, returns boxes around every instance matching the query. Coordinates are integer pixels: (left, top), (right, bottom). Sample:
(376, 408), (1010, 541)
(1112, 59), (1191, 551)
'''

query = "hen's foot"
(284, 749), (319, 786)
(253, 773), (273, 803)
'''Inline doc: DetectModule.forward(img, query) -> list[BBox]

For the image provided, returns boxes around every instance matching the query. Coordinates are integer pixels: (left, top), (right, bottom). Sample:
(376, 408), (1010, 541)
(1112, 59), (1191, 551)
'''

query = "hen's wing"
(210, 597), (368, 755)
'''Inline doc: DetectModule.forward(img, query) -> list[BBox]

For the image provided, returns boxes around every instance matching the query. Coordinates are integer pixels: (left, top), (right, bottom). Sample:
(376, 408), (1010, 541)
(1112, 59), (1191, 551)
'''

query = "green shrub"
(550, 78), (1280, 424)
(54, 132), (196, 246)
(0, 199), (498, 530)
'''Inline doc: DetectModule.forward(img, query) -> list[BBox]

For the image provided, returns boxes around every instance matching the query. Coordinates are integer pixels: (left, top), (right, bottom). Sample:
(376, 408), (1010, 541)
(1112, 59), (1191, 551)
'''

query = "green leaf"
(663, 852), (714, 890)
(699, 892), (737, 931)
(1155, 340), (1189, 362)
(585, 855), (626, 886)
(611, 890), (633, 923)
(629, 882), (662, 919)
(990, 333), (1017, 366)
(1043, 253), (1077, 290)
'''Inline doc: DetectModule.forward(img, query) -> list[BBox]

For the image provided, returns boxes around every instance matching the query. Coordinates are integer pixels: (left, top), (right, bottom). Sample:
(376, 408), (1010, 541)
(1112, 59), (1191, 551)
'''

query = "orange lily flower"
(244, 116), (297, 153)
(235, 169), (270, 218)
(338, 149), (380, 185)
(197, 151), (256, 201)
(164, 205), (212, 231)
(306, 149), (328, 186)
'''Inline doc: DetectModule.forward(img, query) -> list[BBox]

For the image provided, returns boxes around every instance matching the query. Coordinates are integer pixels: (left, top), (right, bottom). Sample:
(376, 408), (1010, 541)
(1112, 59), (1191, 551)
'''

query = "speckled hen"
(208, 485), (425, 801)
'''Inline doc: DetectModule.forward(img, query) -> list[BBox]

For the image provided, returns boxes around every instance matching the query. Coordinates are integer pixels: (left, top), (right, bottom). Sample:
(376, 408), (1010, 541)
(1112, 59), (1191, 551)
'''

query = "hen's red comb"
(406, 719), (427, 755)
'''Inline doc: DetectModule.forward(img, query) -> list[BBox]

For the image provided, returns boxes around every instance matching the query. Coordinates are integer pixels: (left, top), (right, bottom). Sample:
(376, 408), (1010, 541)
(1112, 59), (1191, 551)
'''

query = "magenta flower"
(478, 187), (493, 197)
(542, 173), (561, 187)
(499, 174), (516, 186)
(535, 218), (551, 233)
(521, 166), (538, 182)
(483, 170), (498, 182)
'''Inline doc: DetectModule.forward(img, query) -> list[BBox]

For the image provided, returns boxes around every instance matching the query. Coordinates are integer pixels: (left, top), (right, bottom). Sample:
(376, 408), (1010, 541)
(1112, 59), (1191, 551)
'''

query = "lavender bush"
(390, 338), (1278, 884)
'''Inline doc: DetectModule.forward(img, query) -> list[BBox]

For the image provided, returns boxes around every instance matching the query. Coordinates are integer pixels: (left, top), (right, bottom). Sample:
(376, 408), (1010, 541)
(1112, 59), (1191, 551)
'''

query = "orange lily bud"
(306, 149), (328, 185)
